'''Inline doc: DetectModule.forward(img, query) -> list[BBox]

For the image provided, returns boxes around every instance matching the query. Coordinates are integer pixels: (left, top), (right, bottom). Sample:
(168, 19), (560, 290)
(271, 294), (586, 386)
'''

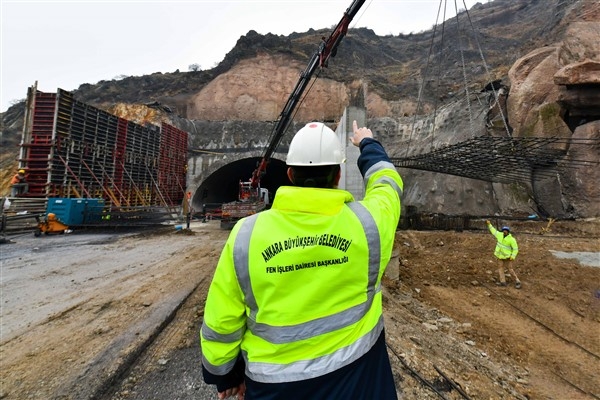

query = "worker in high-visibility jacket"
(486, 220), (521, 289)
(201, 120), (403, 399)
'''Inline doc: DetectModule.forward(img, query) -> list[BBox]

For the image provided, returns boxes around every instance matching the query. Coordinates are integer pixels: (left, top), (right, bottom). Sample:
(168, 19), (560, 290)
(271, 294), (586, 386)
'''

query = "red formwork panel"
(50, 89), (75, 197)
(113, 117), (128, 204)
(158, 123), (188, 206)
(19, 91), (57, 196)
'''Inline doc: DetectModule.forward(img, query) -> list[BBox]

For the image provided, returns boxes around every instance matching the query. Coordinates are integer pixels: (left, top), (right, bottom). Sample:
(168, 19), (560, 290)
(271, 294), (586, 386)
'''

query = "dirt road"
(1, 219), (598, 399)
(1, 222), (229, 399)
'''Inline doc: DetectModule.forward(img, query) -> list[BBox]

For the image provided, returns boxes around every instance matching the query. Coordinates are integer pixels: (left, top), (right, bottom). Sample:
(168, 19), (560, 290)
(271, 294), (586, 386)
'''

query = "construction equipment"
(35, 213), (69, 236)
(220, 0), (365, 229)
(220, 182), (269, 229)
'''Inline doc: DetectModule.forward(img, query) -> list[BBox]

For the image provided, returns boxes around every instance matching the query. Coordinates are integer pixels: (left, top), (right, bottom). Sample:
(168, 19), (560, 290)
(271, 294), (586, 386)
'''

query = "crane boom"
(222, 0), (365, 229)
(250, 0), (366, 188)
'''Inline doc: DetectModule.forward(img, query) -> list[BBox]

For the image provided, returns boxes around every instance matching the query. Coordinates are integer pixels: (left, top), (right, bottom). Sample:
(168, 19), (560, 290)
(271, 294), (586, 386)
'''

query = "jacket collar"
(271, 186), (355, 215)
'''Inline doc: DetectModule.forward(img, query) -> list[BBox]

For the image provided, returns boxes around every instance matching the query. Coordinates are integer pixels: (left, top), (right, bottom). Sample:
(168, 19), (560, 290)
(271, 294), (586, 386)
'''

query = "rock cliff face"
(561, 121), (600, 217)
(370, 101), (506, 217)
(184, 53), (418, 122)
(186, 54), (349, 122)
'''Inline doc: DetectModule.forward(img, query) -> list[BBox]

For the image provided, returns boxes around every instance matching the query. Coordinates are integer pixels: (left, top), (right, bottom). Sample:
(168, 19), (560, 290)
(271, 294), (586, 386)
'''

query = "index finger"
(353, 120), (358, 132)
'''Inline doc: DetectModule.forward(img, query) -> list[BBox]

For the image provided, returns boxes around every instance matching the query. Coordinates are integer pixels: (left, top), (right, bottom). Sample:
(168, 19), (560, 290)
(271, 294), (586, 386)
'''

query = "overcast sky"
(1, 0), (480, 112)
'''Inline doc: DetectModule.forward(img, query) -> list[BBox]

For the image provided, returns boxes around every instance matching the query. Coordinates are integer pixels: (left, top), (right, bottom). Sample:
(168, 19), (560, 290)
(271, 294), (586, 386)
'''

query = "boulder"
(557, 22), (600, 65)
(560, 121), (600, 217)
(555, 22), (600, 86)
(554, 60), (600, 85)
(508, 22), (600, 135)
(505, 21), (600, 217)
(507, 46), (560, 136)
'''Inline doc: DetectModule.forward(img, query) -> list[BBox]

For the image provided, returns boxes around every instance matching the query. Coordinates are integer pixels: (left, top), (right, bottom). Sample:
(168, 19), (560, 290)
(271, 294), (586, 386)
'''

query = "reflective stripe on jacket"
(201, 138), (403, 384)
(488, 225), (518, 260)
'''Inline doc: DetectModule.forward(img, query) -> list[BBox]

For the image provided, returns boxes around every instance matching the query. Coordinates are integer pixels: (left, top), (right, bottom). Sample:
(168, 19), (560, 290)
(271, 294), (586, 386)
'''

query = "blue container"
(46, 198), (105, 225)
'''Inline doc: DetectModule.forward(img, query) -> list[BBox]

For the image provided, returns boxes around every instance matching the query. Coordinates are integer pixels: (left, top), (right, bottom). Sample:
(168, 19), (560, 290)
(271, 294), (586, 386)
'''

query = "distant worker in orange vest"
(10, 169), (29, 197)
(486, 220), (521, 289)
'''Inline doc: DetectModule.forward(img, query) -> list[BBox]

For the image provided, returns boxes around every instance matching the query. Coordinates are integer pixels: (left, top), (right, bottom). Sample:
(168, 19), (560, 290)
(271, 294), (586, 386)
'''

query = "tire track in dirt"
(98, 234), (225, 399)
(395, 223), (600, 399)
(383, 282), (530, 399)
(480, 283), (600, 398)
(424, 283), (600, 399)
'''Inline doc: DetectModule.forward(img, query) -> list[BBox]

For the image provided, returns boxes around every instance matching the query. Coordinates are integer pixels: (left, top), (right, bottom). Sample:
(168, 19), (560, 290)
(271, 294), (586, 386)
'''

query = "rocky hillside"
(1, 0), (598, 217)
(1, 0), (579, 126)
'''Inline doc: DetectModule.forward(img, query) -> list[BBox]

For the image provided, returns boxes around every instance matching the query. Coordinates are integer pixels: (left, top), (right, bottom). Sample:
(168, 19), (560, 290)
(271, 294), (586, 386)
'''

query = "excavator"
(220, 0), (365, 229)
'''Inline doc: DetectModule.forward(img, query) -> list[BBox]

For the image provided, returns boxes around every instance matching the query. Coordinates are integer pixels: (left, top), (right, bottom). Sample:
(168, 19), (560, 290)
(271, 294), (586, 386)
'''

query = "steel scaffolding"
(19, 86), (188, 211)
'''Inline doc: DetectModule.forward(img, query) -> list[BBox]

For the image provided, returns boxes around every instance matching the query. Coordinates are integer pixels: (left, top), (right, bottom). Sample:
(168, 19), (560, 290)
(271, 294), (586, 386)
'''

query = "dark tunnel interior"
(560, 86), (600, 132)
(192, 157), (290, 212)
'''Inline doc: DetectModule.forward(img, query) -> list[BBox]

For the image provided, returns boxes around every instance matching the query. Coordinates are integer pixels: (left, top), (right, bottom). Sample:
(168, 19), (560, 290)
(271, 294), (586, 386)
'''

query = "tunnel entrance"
(192, 157), (289, 212)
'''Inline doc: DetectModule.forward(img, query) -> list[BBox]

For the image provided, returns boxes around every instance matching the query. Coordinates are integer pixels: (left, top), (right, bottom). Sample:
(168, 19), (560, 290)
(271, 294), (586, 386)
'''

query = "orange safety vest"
(10, 174), (25, 185)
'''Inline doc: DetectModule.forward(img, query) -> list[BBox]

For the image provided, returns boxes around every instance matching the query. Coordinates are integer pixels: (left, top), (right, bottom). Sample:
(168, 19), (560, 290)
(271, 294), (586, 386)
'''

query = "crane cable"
(405, 0), (445, 158)
(454, 0), (476, 140)
(407, 0), (513, 158)
(460, 0), (513, 138)
(430, 1), (448, 152)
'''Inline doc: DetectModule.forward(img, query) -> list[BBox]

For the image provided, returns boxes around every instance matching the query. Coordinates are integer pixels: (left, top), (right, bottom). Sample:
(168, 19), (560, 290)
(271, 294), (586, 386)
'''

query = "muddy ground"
(1, 218), (599, 399)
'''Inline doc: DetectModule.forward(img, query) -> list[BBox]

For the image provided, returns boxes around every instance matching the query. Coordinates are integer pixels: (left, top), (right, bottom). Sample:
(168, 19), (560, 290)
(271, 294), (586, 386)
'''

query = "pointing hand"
(351, 120), (373, 147)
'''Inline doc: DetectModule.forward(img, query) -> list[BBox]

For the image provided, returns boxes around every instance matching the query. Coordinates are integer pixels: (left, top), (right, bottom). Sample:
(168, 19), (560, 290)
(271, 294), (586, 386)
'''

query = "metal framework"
(390, 136), (599, 184)
(19, 87), (188, 209)
(393, 0), (600, 186)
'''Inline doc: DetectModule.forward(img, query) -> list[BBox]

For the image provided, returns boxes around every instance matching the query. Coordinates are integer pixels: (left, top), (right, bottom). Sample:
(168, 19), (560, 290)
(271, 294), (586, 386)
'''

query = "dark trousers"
(244, 329), (399, 400)
(11, 183), (28, 197)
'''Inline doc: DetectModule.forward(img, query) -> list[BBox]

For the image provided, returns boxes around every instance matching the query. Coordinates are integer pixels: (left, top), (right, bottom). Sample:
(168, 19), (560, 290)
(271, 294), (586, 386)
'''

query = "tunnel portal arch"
(191, 156), (289, 212)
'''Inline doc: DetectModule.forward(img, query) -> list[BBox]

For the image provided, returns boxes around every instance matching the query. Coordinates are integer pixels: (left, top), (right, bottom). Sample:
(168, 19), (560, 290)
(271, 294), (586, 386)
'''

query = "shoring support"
(81, 160), (121, 207)
(144, 165), (172, 208)
(100, 169), (128, 207)
(118, 161), (150, 207)
(91, 160), (131, 208)
(175, 177), (187, 203)
(56, 154), (92, 198)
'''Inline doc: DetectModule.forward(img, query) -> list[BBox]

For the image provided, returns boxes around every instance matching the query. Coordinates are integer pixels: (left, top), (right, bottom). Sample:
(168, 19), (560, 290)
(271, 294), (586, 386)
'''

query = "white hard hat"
(286, 122), (345, 166)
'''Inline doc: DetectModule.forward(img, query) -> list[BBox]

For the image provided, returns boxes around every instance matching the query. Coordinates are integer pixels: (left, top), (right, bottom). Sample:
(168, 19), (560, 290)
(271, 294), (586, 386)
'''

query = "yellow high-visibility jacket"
(201, 146), (403, 384)
(488, 225), (519, 260)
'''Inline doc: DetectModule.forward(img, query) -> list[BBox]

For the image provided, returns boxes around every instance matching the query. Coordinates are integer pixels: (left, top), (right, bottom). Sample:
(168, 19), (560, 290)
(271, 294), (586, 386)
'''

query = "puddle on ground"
(549, 251), (600, 267)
